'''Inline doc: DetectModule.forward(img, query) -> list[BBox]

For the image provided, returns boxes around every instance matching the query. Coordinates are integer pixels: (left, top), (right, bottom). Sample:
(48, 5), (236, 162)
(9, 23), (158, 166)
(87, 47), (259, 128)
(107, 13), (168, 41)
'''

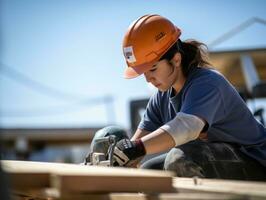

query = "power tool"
(83, 126), (129, 166)
(84, 135), (117, 166)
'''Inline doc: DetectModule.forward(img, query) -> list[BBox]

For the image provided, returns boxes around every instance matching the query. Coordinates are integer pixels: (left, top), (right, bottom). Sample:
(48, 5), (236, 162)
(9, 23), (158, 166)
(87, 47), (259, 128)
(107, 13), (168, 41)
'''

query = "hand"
(113, 139), (146, 167)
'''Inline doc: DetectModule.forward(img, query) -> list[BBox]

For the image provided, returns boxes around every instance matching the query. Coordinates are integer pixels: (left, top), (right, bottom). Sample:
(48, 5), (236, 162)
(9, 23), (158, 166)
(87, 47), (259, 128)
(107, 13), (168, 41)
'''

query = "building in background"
(0, 127), (102, 163)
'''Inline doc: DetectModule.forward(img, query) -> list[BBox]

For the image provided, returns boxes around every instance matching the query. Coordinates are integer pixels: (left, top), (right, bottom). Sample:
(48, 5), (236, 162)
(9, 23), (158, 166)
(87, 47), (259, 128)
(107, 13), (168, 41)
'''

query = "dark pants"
(141, 140), (266, 181)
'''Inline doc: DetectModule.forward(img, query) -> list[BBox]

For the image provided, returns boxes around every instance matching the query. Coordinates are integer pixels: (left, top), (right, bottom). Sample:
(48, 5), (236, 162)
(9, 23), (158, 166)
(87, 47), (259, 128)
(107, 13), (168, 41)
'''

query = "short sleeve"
(138, 92), (163, 132)
(181, 84), (225, 127)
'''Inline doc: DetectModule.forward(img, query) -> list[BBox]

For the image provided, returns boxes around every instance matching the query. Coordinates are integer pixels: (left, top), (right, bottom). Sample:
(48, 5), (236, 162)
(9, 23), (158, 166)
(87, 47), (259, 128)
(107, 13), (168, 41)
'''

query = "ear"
(171, 52), (181, 67)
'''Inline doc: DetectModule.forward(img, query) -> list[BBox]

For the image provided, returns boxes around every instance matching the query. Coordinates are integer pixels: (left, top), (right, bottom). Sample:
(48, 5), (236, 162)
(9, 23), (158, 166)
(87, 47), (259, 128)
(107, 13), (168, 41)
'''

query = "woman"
(112, 14), (266, 180)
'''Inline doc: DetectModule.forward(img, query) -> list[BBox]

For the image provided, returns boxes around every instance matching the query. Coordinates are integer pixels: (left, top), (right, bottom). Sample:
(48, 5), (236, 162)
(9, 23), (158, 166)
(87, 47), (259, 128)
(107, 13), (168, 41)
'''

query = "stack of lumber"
(1, 160), (266, 200)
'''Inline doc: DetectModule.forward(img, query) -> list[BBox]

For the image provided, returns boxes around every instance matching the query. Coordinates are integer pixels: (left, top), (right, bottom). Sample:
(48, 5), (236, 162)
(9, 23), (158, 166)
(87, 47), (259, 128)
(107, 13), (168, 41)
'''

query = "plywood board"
(1, 160), (174, 193)
(173, 177), (266, 198)
(52, 174), (172, 194)
(12, 191), (248, 200)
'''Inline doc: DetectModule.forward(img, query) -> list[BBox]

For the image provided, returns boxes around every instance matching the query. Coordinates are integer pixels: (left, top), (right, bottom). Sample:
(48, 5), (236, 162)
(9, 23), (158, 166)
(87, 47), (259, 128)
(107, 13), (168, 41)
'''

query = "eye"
(150, 68), (157, 72)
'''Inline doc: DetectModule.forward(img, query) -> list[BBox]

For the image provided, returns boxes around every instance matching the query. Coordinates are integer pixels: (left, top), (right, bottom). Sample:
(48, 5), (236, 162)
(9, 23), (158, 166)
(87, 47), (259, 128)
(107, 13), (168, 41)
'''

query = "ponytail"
(160, 39), (212, 77)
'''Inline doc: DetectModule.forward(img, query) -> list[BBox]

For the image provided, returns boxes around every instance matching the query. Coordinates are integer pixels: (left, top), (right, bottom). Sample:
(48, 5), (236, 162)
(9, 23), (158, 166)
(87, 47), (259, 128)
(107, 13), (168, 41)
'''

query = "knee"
(164, 148), (205, 178)
(164, 148), (185, 171)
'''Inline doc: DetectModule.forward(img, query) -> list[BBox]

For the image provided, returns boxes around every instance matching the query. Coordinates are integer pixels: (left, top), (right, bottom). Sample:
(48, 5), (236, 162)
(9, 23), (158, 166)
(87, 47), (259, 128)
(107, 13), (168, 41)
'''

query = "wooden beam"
(173, 177), (266, 198)
(11, 189), (248, 200)
(2, 160), (174, 193)
(4, 161), (266, 199)
(52, 174), (172, 195)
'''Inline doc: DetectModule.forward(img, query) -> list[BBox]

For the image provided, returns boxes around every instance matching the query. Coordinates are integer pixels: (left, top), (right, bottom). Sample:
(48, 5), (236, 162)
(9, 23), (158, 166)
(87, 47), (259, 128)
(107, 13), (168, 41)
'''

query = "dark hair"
(160, 39), (212, 77)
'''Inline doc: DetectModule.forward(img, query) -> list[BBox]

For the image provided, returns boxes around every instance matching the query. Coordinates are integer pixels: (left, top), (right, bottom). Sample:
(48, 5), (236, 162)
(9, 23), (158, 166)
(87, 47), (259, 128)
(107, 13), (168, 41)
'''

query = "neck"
(172, 72), (186, 94)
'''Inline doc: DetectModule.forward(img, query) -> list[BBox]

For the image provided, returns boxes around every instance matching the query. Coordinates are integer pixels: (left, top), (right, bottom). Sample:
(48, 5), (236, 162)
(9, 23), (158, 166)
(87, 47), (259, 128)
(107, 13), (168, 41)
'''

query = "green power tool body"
(84, 126), (129, 166)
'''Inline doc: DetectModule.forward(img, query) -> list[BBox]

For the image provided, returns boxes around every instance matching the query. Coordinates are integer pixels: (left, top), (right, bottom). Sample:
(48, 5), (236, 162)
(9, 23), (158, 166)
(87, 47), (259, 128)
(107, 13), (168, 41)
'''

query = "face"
(144, 53), (184, 92)
(144, 59), (178, 92)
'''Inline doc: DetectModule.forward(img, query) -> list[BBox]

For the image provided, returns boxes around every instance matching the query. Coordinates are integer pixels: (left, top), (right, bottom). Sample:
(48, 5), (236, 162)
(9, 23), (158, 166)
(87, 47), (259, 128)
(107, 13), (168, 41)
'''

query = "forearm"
(140, 113), (205, 155)
(140, 128), (175, 154)
(113, 114), (204, 167)
(131, 128), (150, 141)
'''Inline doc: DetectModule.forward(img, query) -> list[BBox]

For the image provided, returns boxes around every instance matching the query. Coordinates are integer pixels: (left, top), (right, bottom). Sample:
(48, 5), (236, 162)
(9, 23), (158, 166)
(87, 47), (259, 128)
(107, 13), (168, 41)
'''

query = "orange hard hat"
(122, 14), (181, 79)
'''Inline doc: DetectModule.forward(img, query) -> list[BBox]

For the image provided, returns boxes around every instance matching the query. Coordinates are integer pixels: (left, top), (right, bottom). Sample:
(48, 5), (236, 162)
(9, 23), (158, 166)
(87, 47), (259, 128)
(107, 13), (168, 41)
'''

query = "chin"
(158, 87), (169, 92)
(156, 83), (171, 92)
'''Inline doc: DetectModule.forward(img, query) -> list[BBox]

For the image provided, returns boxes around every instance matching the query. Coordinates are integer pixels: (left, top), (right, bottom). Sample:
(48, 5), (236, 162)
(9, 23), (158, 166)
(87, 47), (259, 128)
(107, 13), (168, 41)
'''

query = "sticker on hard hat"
(124, 46), (136, 63)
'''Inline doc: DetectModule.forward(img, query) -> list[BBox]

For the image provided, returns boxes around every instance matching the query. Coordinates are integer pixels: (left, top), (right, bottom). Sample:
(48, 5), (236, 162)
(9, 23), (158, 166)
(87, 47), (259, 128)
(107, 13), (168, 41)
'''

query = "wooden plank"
(1, 160), (174, 193)
(50, 162), (174, 193)
(58, 193), (260, 200)
(5, 160), (266, 199)
(9, 179), (266, 199)
(173, 177), (266, 198)
(52, 174), (172, 194)
(11, 189), (249, 200)
(2, 160), (52, 189)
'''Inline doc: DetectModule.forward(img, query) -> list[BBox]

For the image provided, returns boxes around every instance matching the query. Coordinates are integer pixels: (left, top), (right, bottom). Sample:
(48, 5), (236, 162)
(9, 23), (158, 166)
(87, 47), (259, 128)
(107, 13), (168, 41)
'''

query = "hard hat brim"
(123, 66), (141, 79)
(124, 60), (155, 79)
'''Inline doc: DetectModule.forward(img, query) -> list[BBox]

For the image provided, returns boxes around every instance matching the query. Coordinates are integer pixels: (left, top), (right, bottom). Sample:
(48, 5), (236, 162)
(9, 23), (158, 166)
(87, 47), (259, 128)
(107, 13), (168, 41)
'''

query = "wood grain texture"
(2, 160), (174, 192)
(173, 177), (266, 198)
(52, 174), (172, 194)
(12, 189), (249, 200)
(4, 160), (266, 199)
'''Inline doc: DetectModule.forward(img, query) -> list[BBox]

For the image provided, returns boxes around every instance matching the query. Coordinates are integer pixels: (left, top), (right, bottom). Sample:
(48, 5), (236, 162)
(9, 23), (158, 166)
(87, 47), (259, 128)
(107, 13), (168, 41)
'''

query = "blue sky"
(0, 0), (266, 129)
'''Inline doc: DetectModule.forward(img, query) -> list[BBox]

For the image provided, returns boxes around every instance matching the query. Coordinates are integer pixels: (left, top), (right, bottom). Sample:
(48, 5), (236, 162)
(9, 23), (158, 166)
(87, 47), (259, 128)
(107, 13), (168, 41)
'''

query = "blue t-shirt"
(138, 67), (266, 166)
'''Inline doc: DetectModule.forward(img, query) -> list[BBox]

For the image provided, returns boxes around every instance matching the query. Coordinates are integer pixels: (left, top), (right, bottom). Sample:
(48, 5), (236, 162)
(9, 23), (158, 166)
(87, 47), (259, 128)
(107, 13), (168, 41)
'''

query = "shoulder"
(190, 67), (226, 84)
(181, 67), (228, 99)
(184, 67), (231, 93)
